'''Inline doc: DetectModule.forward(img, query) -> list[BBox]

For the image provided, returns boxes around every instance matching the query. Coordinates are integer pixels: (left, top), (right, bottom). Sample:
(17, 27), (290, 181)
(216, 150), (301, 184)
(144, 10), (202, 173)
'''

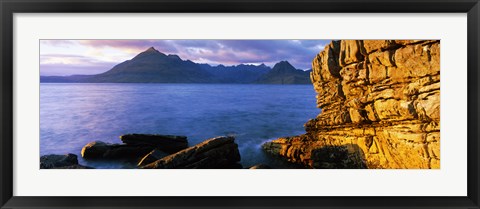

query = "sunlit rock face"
(263, 40), (440, 169)
(141, 136), (241, 169)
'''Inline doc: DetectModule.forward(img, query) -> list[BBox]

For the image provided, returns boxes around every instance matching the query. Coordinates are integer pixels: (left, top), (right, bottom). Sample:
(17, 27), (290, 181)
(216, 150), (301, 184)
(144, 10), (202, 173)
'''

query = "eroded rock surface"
(264, 40), (440, 169)
(141, 136), (241, 169)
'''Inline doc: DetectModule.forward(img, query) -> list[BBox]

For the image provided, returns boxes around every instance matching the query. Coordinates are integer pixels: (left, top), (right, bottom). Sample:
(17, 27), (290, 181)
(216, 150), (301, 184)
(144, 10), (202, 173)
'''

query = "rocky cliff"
(263, 40), (440, 169)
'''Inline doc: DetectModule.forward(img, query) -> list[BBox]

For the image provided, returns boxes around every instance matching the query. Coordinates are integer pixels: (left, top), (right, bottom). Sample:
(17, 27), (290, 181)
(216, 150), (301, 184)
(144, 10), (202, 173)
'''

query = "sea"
(40, 83), (320, 168)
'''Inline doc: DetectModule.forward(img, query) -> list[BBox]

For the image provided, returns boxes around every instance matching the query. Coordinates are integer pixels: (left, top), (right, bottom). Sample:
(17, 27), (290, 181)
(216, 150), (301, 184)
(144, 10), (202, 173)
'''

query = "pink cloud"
(40, 40), (330, 75)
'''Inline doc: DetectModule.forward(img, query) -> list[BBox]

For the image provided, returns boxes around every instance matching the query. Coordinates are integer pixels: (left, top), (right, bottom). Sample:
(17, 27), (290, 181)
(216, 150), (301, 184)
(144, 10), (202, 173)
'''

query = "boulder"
(120, 134), (188, 153)
(141, 136), (241, 169)
(137, 149), (169, 167)
(81, 141), (154, 160)
(81, 141), (110, 159)
(40, 153), (79, 169)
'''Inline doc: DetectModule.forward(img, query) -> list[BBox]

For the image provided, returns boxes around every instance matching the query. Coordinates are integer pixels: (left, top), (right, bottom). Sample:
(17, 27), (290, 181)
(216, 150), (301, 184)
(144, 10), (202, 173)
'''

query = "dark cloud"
(162, 40), (329, 69)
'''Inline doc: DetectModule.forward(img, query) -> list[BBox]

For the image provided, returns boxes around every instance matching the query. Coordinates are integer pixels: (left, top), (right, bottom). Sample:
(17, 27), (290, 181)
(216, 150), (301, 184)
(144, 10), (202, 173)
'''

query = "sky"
(40, 40), (331, 76)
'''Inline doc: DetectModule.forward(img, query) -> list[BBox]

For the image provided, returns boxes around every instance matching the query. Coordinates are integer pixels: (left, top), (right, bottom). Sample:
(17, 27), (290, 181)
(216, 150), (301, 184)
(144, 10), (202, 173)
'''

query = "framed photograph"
(1, 0), (479, 208)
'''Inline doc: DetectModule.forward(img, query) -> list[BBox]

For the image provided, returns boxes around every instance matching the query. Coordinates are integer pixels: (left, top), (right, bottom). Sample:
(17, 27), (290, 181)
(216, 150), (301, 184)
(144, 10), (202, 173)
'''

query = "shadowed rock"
(40, 154), (92, 169)
(137, 149), (169, 167)
(81, 141), (153, 160)
(141, 136), (241, 169)
(120, 134), (188, 154)
(40, 153), (79, 169)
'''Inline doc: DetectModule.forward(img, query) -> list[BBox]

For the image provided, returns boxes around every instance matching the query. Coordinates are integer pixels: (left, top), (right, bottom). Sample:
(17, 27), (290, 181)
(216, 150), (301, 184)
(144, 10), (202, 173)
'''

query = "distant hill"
(40, 47), (311, 84)
(255, 61), (311, 84)
(42, 47), (216, 83)
(40, 75), (94, 83)
(200, 63), (271, 83)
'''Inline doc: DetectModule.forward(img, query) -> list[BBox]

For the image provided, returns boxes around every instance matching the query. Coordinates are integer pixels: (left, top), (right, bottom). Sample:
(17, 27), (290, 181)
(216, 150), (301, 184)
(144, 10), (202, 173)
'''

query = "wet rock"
(81, 141), (153, 160)
(40, 153), (79, 169)
(120, 134), (188, 153)
(81, 141), (110, 159)
(137, 149), (169, 167)
(141, 136), (241, 169)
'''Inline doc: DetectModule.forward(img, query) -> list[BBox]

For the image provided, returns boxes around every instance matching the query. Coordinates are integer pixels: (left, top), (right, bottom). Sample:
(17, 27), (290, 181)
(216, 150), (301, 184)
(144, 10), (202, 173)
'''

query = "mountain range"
(40, 47), (311, 84)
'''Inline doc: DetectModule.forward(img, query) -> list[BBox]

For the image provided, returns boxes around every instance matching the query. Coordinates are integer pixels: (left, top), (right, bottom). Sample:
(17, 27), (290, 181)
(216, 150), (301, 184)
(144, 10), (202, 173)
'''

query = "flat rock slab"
(81, 141), (154, 160)
(120, 134), (188, 153)
(141, 136), (241, 169)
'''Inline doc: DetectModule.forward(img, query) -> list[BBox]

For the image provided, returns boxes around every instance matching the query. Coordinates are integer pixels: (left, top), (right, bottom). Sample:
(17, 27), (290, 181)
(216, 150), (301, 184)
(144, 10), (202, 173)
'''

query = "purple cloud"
(40, 39), (330, 76)
(40, 63), (117, 76)
(40, 54), (118, 76)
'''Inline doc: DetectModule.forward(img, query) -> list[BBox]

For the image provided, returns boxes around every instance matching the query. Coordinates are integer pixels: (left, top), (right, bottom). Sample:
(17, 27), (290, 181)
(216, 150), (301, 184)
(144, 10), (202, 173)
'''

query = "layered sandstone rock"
(263, 40), (440, 169)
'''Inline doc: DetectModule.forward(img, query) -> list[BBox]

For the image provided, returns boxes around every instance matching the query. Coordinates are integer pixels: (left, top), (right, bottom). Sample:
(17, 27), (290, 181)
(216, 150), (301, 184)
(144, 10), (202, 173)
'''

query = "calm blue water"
(40, 83), (319, 168)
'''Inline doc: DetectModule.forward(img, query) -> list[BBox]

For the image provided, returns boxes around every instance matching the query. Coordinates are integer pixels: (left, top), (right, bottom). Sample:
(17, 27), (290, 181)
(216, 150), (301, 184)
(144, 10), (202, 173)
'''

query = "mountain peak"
(272, 61), (295, 72)
(146, 47), (157, 52)
(254, 61), (310, 84)
(142, 47), (164, 55)
(277, 60), (291, 65)
(133, 47), (166, 59)
(167, 54), (182, 61)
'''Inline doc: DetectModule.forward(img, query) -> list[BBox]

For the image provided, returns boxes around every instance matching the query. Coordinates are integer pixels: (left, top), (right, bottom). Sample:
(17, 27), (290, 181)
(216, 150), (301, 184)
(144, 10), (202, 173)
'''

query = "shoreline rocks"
(81, 134), (189, 161)
(40, 153), (92, 169)
(141, 136), (241, 169)
(81, 141), (154, 160)
(137, 149), (169, 167)
(75, 134), (243, 169)
(120, 134), (188, 154)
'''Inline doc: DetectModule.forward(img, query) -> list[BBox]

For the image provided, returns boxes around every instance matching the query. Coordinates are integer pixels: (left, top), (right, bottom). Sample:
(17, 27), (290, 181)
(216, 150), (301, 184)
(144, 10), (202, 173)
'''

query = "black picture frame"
(1, 0), (479, 208)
